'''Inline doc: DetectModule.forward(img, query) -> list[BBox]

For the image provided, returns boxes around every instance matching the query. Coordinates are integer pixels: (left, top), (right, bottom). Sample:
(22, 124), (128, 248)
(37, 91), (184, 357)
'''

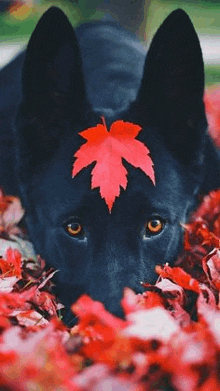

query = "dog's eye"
(63, 219), (84, 238)
(145, 217), (165, 236)
(67, 222), (82, 236)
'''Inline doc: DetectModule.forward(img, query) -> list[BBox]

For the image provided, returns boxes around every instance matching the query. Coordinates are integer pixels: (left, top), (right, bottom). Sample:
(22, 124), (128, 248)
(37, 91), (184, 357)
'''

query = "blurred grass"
(146, 0), (220, 38)
(2, 0), (220, 40)
(0, 1), (91, 40)
(0, 0), (220, 85)
(205, 66), (220, 86)
(0, 0), (107, 40)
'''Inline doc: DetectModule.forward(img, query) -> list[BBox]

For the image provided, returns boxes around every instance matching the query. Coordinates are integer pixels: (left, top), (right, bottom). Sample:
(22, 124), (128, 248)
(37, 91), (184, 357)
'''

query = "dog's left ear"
(133, 9), (206, 163)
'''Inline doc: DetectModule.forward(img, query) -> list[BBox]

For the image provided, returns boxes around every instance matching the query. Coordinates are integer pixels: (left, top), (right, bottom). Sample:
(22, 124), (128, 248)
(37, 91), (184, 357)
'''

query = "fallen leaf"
(72, 117), (155, 212)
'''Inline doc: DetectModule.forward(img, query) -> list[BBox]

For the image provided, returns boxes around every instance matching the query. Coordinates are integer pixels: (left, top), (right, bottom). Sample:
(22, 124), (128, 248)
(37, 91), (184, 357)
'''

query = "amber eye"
(64, 220), (84, 237)
(145, 217), (164, 236)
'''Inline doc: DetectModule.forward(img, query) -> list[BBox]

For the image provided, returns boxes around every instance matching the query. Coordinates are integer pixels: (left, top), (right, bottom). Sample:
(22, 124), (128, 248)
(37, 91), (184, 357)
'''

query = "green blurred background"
(0, 0), (220, 86)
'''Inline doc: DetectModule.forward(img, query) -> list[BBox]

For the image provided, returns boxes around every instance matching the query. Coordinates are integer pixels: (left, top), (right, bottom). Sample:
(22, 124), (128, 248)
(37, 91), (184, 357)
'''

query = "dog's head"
(14, 8), (207, 320)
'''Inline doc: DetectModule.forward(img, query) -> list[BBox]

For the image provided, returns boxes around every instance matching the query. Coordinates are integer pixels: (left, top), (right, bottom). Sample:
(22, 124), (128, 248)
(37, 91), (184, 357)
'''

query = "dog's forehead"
(30, 126), (191, 219)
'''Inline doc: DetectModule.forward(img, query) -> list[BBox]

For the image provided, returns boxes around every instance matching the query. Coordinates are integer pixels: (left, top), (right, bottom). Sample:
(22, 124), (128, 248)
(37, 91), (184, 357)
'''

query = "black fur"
(1, 7), (220, 323)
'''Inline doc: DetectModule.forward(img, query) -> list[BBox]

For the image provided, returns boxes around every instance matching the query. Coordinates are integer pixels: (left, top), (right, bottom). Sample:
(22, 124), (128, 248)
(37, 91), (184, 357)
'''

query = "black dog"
(1, 7), (220, 322)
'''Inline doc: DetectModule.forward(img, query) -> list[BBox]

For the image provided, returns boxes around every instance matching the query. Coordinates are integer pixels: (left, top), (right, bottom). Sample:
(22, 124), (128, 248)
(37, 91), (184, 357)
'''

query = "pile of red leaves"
(1, 89), (220, 389)
(0, 191), (220, 390)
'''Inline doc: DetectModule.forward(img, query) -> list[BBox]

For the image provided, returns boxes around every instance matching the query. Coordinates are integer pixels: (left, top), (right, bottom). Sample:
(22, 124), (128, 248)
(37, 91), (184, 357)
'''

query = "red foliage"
(204, 87), (220, 148)
(72, 117), (155, 212)
(0, 247), (22, 278)
(0, 188), (24, 237)
(0, 188), (220, 389)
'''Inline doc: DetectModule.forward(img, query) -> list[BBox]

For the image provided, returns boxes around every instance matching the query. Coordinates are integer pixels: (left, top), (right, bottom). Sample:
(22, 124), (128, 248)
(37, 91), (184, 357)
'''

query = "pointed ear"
(133, 9), (207, 163)
(15, 7), (91, 179)
(22, 6), (88, 118)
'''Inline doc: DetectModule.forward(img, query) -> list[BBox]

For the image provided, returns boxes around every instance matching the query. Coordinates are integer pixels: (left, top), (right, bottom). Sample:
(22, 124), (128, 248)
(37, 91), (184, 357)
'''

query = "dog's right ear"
(15, 7), (90, 181)
(21, 6), (88, 118)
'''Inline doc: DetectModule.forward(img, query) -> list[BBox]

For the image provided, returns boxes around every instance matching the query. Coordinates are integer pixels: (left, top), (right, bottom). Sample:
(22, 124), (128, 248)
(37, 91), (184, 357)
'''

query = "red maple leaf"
(72, 117), (155, 212)
(0, 248), (22, 279)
